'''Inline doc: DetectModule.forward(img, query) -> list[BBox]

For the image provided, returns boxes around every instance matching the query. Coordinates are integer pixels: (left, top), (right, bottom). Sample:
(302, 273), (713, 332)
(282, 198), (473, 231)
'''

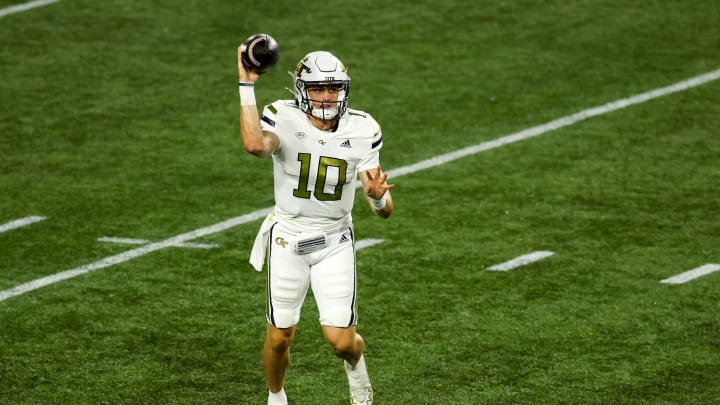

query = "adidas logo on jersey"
(340, 140), (352, 148)
(339, 234), (350, 243)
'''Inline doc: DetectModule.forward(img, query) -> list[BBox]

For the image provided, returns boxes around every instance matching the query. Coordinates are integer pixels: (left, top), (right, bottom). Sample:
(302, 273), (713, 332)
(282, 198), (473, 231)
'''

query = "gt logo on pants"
(275, 237), (289, 248)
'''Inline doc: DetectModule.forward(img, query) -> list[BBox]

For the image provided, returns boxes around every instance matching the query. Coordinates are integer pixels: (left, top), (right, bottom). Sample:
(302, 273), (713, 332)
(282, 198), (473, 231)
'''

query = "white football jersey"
(260, 100), (383, 231)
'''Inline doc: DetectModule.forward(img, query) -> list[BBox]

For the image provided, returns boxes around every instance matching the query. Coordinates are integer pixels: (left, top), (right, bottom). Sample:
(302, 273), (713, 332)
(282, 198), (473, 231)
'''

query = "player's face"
(307, 85), (340, 109)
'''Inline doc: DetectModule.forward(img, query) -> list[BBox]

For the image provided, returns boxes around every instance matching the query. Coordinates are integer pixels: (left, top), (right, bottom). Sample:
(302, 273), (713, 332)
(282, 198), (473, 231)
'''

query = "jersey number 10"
(293, 153), (348, 201)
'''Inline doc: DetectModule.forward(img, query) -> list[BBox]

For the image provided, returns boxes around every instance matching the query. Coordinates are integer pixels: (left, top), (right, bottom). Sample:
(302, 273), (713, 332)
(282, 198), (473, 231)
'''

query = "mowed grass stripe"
(1, 68), (719, 302)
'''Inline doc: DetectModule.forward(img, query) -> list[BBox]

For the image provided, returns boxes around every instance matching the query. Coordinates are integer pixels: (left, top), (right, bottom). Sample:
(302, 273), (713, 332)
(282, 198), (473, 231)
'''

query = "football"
(240, 33), (280, 74)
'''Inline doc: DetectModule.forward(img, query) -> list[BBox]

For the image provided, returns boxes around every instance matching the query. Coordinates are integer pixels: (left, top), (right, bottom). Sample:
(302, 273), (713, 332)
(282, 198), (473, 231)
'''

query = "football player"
(238, 47), (394, 405)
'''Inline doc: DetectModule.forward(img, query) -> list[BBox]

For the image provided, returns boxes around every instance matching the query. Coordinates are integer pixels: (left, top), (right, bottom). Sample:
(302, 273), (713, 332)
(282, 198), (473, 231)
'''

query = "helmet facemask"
(296, 81), (350, 121)
(293, 51), (351, 121)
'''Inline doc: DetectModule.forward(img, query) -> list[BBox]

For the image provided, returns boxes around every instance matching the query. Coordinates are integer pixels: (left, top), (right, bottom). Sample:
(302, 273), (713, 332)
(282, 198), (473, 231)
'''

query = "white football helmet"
(292, 51), (351, 121)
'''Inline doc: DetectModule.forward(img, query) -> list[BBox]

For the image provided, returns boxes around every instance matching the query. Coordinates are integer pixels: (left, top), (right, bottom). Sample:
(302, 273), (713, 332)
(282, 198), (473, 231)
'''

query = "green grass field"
(2, 0), (720, 403)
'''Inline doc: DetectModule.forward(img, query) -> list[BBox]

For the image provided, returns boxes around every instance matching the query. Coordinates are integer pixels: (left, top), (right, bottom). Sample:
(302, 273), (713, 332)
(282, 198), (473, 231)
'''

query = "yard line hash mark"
(660, 264), (720, 284)
(488, 251), (555, 272)
(98, 236), (219, 250)
(0, 216), (47, 234)
(356, 238), (385, 250)
(2, 67), (720, 302)
(0, 0), (61, 18)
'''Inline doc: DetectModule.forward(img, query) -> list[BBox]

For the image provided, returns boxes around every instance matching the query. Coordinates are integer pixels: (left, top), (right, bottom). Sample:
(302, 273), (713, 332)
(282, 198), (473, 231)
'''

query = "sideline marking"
(0, 0), (61, 18)
(2, 68), (720, 302)
(98, 236), (219, 249)
(660, 264), (720, 284)
(0, 216), (47, 234)
(488, 251), (555, 272)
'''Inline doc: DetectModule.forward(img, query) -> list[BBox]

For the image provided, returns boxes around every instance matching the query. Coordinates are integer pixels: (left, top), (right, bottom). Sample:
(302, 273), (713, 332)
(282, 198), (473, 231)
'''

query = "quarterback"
(238, 47), (394, 405)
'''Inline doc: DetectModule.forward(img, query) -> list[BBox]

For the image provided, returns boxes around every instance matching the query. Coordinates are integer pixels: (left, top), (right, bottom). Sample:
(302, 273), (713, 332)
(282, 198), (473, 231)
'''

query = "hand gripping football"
(240, 33), (280, 74)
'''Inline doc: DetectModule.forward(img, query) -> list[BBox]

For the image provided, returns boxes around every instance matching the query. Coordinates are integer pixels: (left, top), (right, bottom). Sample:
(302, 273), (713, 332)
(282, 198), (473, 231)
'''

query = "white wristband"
(239, 82), (256, 106)
(369, 193), (387, 211)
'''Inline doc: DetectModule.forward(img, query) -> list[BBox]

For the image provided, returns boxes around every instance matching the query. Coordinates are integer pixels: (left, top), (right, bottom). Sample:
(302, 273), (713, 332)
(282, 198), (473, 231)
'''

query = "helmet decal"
(295, 62), (311, 76)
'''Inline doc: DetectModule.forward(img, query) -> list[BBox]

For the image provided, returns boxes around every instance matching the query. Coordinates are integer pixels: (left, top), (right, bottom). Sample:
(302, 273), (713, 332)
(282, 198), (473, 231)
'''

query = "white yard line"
(0, 0), (61, 18)
(0, 216), (47, 234)
(169, 242), (219, 249)
(0, 209), (269, 301)
(2, 68), (720, 302)
(660, 264), (720, 284)
(98, 236), (219, 249)
(488, 251), (555, 272)
(386, 69), (720, 179)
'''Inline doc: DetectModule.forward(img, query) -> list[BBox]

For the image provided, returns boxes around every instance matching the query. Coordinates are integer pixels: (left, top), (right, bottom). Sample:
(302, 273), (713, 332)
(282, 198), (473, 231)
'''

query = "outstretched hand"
(364, 166), (394, 200)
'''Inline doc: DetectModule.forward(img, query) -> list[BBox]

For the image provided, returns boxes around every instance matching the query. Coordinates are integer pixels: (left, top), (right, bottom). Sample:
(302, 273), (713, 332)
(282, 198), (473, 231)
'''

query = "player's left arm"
(359, 166), (394, 218)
